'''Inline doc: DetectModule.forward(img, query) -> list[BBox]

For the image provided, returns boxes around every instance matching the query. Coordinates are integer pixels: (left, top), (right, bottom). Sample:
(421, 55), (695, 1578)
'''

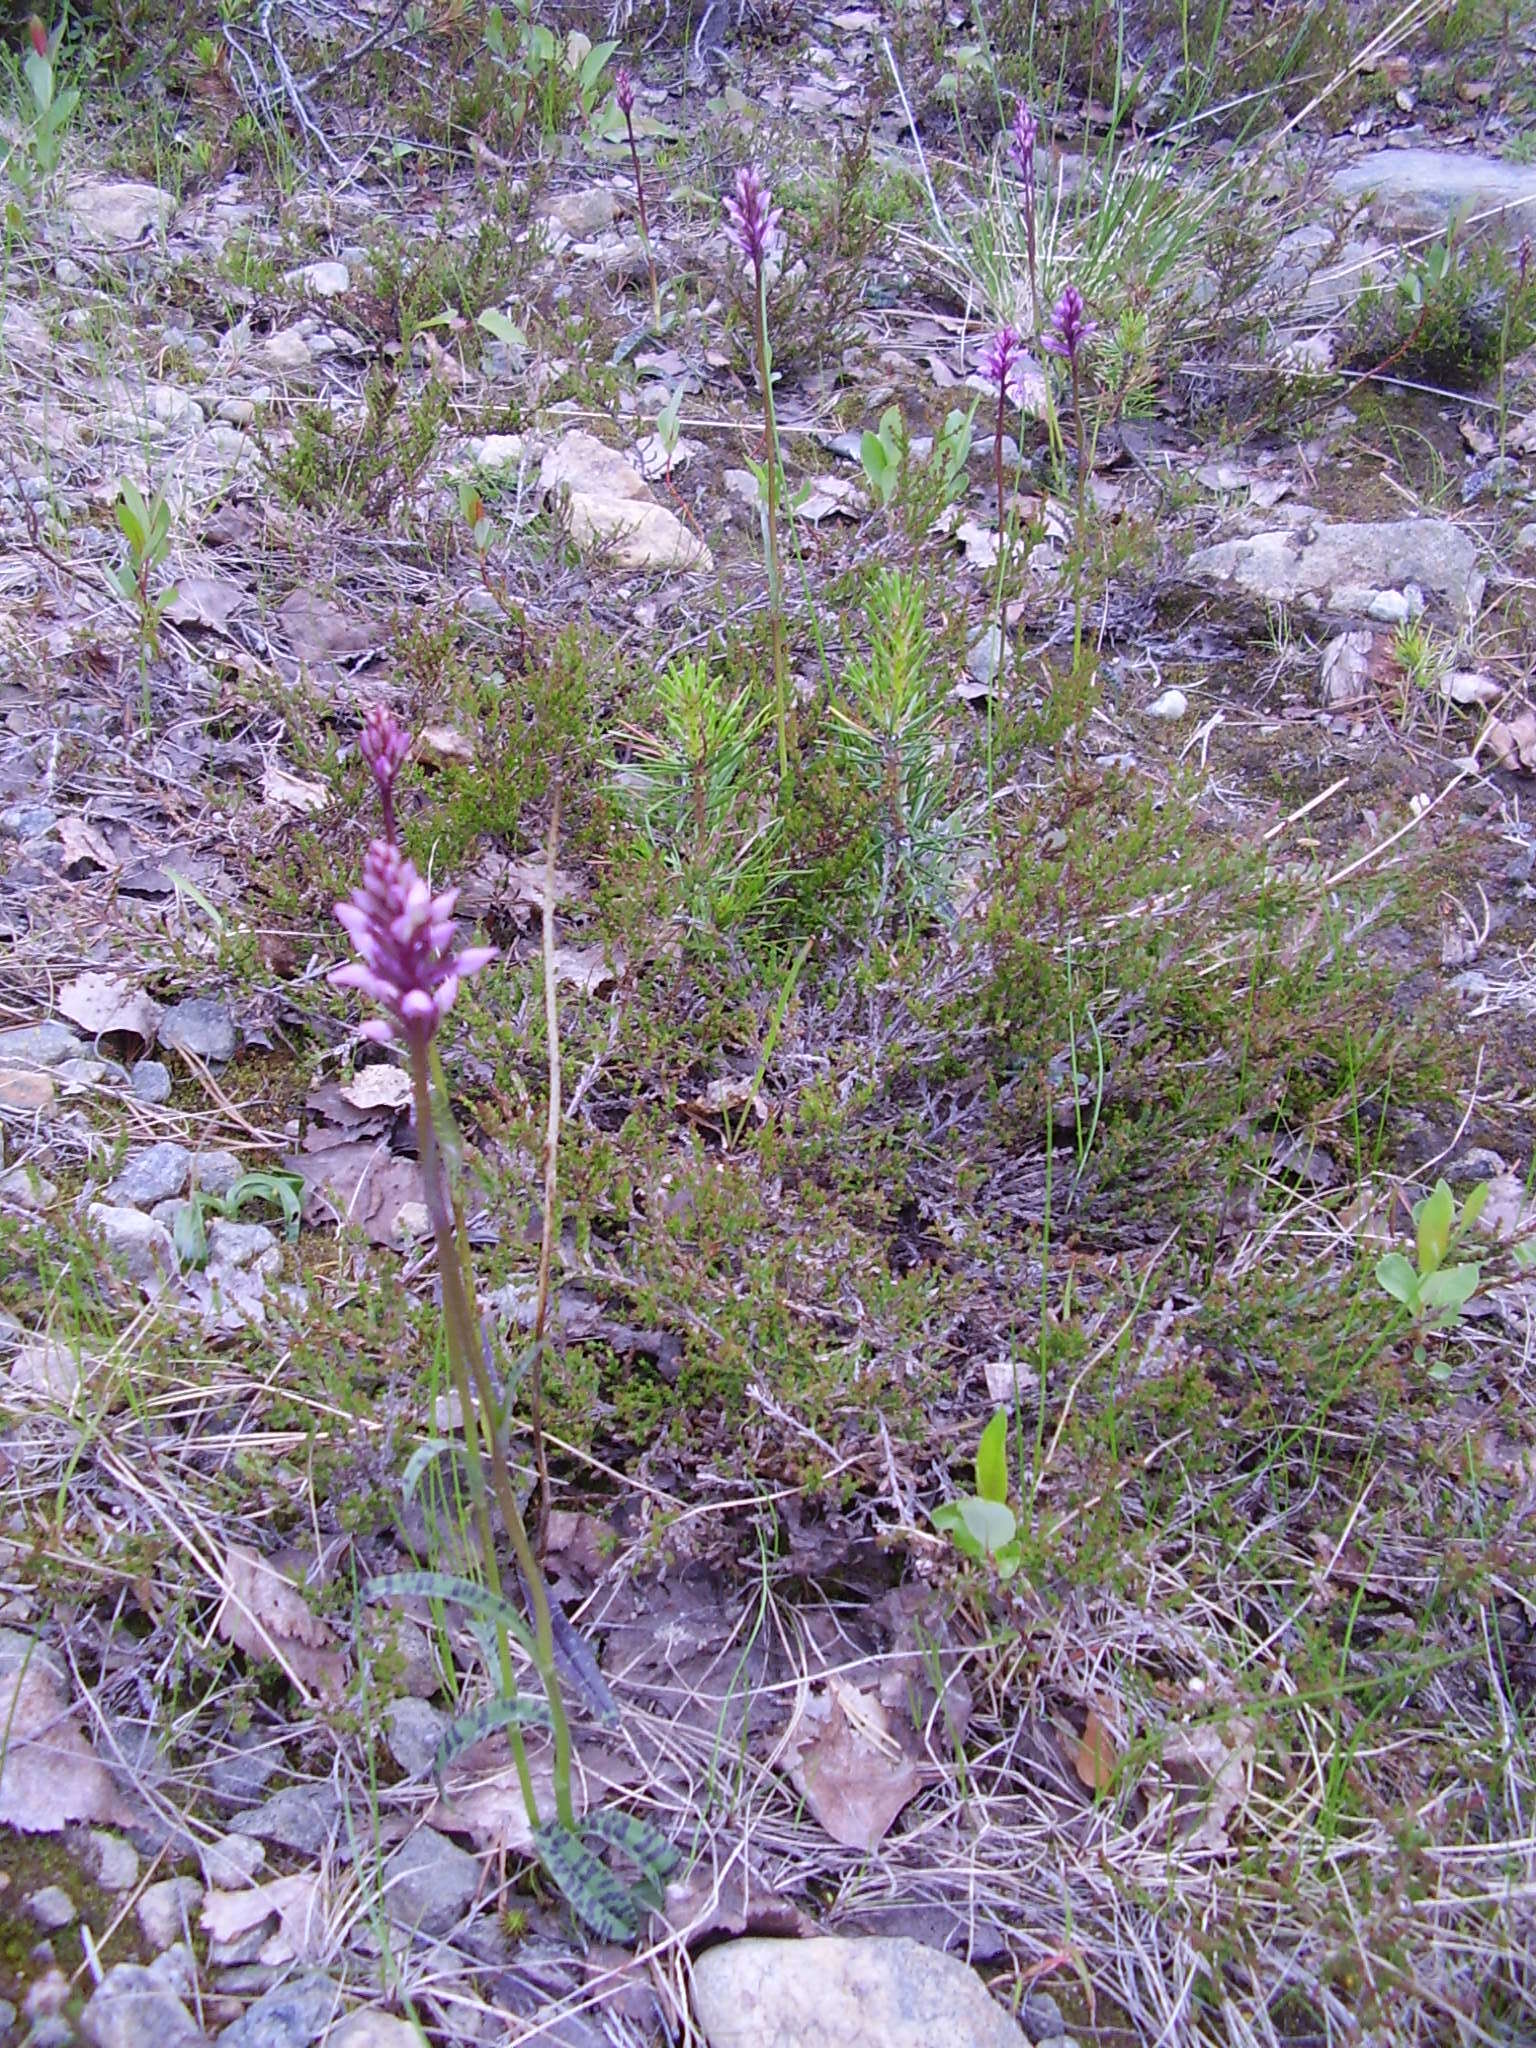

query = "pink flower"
(615, 66), (635, 119)
(359, 704), (411, 841)
(332, 839), (495, 1048)
(28, 17), (48, 59)
(1041, 284), (1097, 367)
(723, 165), (783, 274)
(980, 325), (1022, 393)
(1009, 103), (1037, 180)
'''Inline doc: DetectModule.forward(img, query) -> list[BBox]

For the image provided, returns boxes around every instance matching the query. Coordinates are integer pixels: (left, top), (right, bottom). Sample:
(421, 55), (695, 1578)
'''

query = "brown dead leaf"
(1151, 1718), (1254, 1851)
(0, 1632), (134, 1832)
(57, 815), (118, 873)
(215, 1544), (348, 1700)
(553, 944), (621, 996)
(162, 576), (246, 633)
(262, 762), (329, 814)
(783, 1680), (924, 1851)
(57, 971), (163, 1046)
(339, 1065), (413, 1113)
(286, 1140), (425, 1245)
(200, 1873), (326, 1966)
(1484, 710), (1536, 773)
(278, 589), (380, 665)
(1460, 415), (1497, 458)
(429, 1744), (561, 1854)
(415, 724), (475, 767)
(0, 1070), (55, 1113)
(684, 1074), (766, 1122)
(1067, 1706), (1119, 1794)
(1320, 628), (1387, 710)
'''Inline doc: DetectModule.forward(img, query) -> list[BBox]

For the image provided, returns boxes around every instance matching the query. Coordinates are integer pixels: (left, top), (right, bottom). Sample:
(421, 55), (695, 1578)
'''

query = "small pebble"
(130, 1060), (173, 1104)
(1146, 687), (1189, 720)
(26, 1887), (76, 1931)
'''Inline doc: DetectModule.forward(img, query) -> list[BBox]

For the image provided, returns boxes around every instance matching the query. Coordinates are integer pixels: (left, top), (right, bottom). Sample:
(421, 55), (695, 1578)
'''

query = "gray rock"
(1145, 687), (1188, 720)
(0, 1165), (55, 1209)
(1330, 147), (1536, 242)
(159, 999), (237, 1065)
(966, 626), (1004, 687)
(690, 1937), (1027, 2048)
(288, 261), (350, 298)
(136, 1879), (204, 1950)
(108, 1143), (192, 1208)
(199, 1833), (266, 1887)
(325, 2017), (420, 2048)
(1018, 1994), (1064, 2044)
(540, 188), (620, 237)
(380, 1827), (481, 1936)
(88, 1205), (178, 1289)
(384, 1697), (447, 1778)
(230, 1783), (339, 1854)
(1186, 519), (1483, 623)
(216, 1972), (339, 2048)
(56, 1058), (117, 1087)
(80, 1830), (140, 1892)
(26, 1888), (77, 1931)
(1516, 522), (1536, 557)
(1, 805), (57, 839)
(209, 1736), (281, 1806)
(193, 1151), (243, 1198)
(0, 1023), (84, 1068)
(206, 1220), (277, 1270)
(0, 2000), (15, 2040)
(130, 1061), (173, 1104)
(79, 1962), (206, 2048)
(66, 178), (175, 244)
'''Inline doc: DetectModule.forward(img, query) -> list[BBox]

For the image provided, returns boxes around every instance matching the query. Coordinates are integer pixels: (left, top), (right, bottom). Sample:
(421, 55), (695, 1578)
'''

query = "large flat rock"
(1186, 518), (1483, 622)
(1330, 147), (1536, 240)
(690, 1936), (1029, 2048)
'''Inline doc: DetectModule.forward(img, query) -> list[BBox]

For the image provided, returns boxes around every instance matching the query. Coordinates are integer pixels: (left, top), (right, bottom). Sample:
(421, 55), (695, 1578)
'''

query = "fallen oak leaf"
(1067, 1704), (1119, 1794)
(201, 1872), (327, 1966)
(57, 971), (163, 1046)
(782, 1680), (924, 1852)
(0, 1628), (135, 1832)
(215, 1544), (348, 1701)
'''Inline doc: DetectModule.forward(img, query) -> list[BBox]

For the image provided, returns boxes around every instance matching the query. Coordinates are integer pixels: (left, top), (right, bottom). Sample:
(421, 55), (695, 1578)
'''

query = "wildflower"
(1009, 103), (1037, 180)
(332, 838), (494, 1049)
(358, 704), (411, 843)
(1042, 283), (1098, 367)
(615, 65), (634, 117)
(980, 324), (1022, 393)
(723, 165), (783, 275)
(28, 17), (47, 59)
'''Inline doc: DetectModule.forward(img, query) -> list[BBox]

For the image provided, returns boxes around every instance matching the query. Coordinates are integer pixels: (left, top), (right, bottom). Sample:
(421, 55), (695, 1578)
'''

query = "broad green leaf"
(957, 1496), (1016, 1555)
(1375, 1252), (1419, 1308)
(534, 1822), (639, 1942)
(930, 1500), (981, 1562)
(477, 308), (527, 351)
(581, 1806), (680, 1886)
(363, 1571), (537, 1659)
(993, 1541), (1022, 1582)
(172, 1198), (209, 1271)
(1419, 1262), (1479, 1312)
(1460, 1180), (1490, 1232)
(400, 1437), (458, 1506)
(1416, 1180), (1454, 1273)
(435, 1691), (551, 1781)
(976, 1408), (1009, 1504)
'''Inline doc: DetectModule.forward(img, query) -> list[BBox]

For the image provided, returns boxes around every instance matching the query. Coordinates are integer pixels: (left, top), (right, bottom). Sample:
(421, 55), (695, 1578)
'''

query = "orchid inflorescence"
(724, 164), (784, 275)
(980, 324), (1022, 395)
(1009, 103), (1037, 180)
(1042, 283), (1098, 368)
(359, 702), (411, 843)
(332, 840), (494, 1051)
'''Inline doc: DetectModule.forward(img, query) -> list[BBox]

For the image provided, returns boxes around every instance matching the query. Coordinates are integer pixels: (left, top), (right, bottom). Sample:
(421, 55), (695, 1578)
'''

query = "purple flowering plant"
(726, 164), (791, 789)
(334, 725), (587, 1890)
(614, 67), (660, 325)
(1009, 102), (1040, 327)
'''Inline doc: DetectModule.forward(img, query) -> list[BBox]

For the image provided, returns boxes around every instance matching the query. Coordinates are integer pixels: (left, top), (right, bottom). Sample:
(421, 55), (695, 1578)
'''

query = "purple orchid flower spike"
(1009, 103), (1037, 180)
(1042, 283), (1098, 367)
(332, 838), (495, 1050)
(615, 65), (635, 117)
(359, 704), (412, 844)
(724, 165), (783, 275)
(980, 324), (1022, 393)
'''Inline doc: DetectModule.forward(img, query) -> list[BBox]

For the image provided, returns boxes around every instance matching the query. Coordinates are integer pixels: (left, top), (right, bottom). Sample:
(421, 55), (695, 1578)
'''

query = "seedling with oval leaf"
(931, 1408), (1021, 1578)
(1375, 1177), (1487, 1381)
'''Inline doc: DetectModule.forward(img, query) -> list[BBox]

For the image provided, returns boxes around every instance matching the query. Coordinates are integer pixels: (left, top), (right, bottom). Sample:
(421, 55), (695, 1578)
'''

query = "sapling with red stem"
(724, 164), (792, 793)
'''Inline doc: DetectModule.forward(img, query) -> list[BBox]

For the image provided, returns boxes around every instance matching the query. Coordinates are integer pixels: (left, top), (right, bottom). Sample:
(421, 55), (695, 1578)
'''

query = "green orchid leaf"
(976, 1407), (1010, 1504)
